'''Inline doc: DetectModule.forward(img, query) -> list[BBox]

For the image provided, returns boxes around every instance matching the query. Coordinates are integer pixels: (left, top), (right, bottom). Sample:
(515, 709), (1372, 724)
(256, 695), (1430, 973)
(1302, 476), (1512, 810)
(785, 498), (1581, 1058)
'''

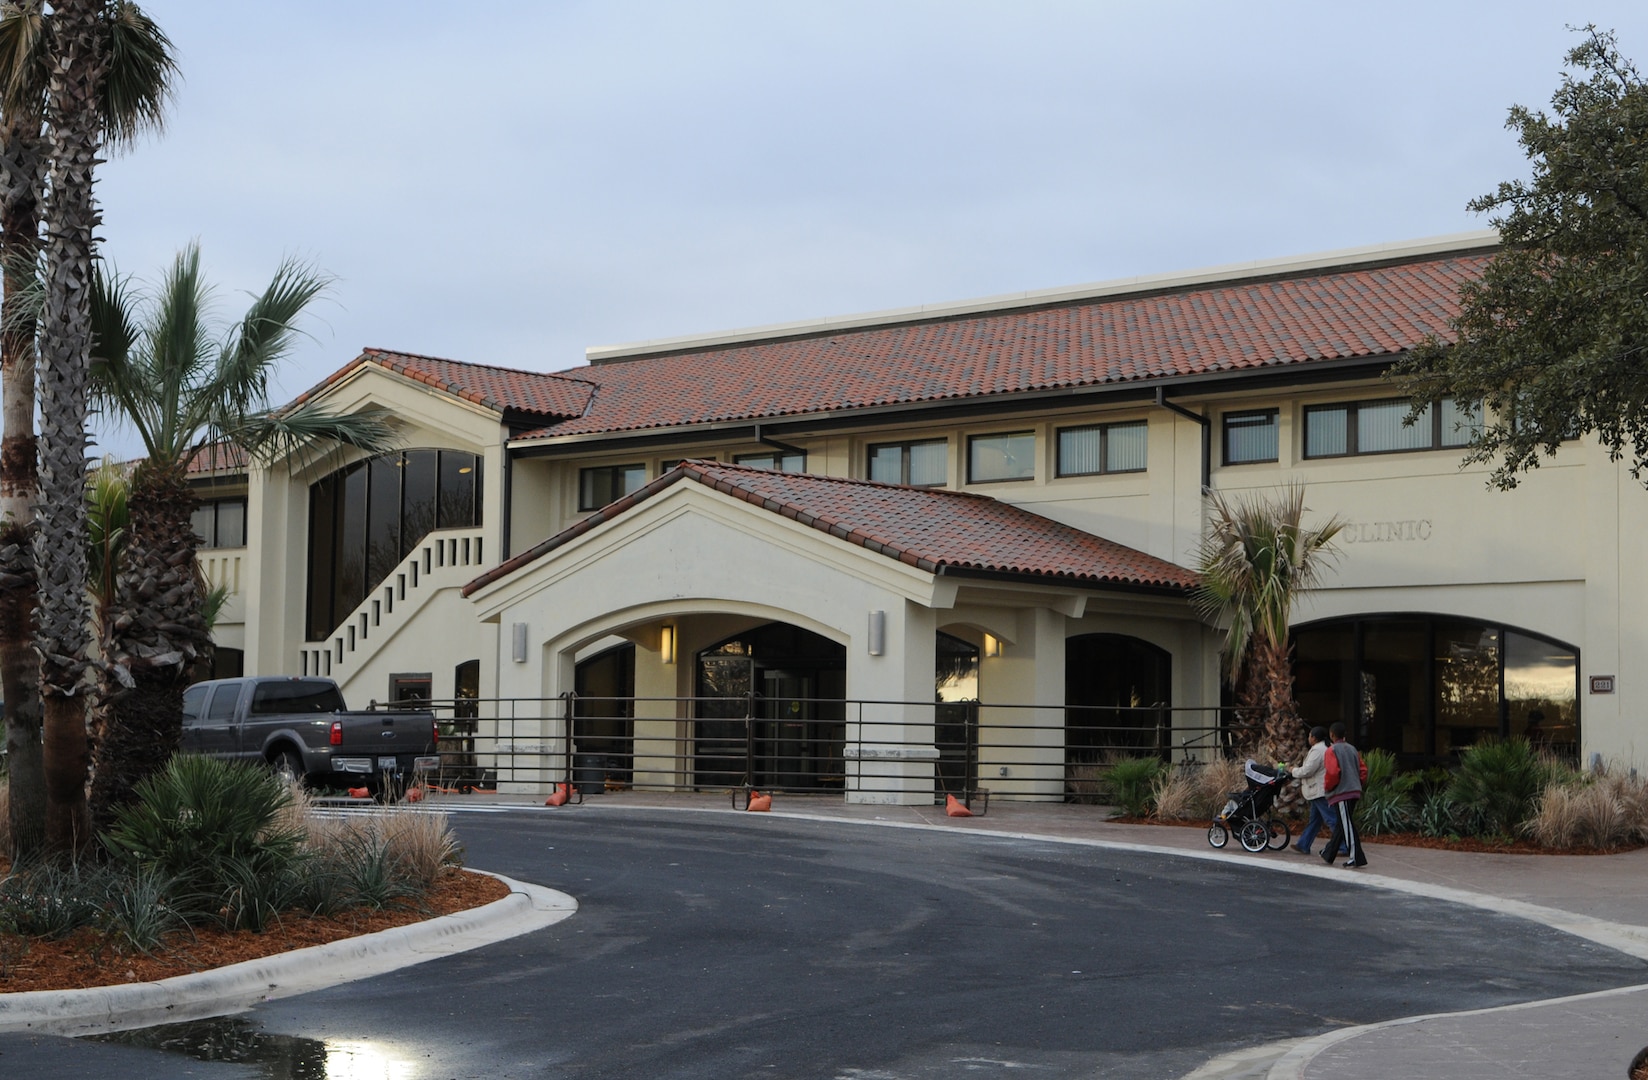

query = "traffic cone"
(406, 785), (425, 803)
(945, 794), (974, 818)
(545, 782), (571, 807)
(747, 790), (772, 812)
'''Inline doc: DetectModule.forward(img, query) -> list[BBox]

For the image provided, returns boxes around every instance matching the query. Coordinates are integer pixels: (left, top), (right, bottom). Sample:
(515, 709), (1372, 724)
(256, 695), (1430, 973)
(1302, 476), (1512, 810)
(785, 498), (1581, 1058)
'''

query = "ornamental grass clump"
(1151, 759), (1245, 821)
(1526, 766), (1648, 850)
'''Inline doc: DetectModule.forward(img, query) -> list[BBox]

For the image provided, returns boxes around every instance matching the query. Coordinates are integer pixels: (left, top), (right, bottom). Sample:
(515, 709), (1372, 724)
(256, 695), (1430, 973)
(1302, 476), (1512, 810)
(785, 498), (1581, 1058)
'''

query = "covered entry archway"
(694, 622), (847, 791)
(1065, 633), (1172, 764)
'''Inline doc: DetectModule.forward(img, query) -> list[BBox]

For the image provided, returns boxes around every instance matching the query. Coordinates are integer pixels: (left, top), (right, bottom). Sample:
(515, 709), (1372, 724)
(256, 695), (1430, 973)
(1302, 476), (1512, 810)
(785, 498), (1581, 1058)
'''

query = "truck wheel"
(273, 748), (306, 788)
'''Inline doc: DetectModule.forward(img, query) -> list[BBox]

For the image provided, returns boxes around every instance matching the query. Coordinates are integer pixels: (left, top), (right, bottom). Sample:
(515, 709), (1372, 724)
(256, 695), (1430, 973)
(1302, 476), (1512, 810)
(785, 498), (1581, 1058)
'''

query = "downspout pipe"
(754, 423), (807, 461)
(1155, 387), (1210, 492)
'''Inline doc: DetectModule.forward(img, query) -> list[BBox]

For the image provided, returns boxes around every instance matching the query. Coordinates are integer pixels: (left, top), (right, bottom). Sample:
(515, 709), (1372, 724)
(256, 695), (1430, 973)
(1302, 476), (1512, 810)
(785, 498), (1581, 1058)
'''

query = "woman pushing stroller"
(1289, 725), (1344, 858)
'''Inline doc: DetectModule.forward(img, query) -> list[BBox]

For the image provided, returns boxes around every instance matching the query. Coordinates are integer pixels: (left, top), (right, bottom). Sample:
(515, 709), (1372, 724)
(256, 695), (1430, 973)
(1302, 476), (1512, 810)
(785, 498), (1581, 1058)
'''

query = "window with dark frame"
(191, 497), (248, 548)
(1222, 410), (1279, 465)
(1303, 396), (1480, 459)
(867, 439), (948, 486)
(733, 450), (806, 472)
(578, 463), (647, 511)
(967, 431), (1036, 483)
(1055, 420), (1148, 477)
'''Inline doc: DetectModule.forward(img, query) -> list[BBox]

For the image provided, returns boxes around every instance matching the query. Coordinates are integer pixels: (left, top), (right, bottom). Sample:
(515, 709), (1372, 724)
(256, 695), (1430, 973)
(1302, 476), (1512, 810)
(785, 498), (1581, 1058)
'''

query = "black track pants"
(1324, 797), (1366, 867)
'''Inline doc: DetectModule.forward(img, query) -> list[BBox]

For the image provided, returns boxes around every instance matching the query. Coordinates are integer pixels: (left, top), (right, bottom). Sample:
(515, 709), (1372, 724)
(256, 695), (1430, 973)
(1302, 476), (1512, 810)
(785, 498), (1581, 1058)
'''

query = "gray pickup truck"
(181, 676), (440, 797)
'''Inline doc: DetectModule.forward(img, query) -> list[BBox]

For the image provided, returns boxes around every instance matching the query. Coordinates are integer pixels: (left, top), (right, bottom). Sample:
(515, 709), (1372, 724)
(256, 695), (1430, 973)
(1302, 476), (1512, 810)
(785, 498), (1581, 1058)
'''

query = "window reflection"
(306, 449), (483, 640)
(1290, 615), (1579, 763)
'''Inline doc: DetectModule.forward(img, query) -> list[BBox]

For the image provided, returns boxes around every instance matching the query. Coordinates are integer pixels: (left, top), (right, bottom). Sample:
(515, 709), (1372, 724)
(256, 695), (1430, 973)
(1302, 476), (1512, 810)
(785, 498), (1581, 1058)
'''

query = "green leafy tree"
(1392, 27), (1648, 489)
(86, 243), (394, 832)
(1193, 485), (1343, 767)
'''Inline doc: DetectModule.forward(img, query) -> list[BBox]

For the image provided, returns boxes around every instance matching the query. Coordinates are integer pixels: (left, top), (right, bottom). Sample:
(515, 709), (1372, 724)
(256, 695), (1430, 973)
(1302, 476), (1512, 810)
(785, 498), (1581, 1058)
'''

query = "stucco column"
(844, 601), (938, 805)
(978, 607), (1066, 801)
(632, 626), (685, 790)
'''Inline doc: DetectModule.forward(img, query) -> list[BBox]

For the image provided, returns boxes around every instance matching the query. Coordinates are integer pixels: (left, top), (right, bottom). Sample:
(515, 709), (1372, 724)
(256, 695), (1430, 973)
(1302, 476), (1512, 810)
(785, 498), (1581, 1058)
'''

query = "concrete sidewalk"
(442, 790), (1648, 1080)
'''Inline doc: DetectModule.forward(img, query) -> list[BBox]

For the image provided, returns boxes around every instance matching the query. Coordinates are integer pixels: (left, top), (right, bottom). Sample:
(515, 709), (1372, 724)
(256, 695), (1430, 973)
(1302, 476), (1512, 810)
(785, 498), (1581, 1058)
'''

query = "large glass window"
(734, 450), (806, 472)
(868, 439), (947, 486)
(306, 449), (484, 641)
(1289, 615), (1579, 763)
(1303, 396), (1480, 458)
(1056, 420), (1148, 477)
(578, 463), (646, 511)
(1222, 410), (1278, 464)
(967, 431), (1036, 483)
(191, 497), (247, 548)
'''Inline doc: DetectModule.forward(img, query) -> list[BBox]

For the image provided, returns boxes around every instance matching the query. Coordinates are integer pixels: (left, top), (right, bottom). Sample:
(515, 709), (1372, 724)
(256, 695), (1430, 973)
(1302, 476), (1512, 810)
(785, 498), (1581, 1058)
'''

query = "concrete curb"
(1262, 981), (1648, 1080)
(0, 870), (576, 1037)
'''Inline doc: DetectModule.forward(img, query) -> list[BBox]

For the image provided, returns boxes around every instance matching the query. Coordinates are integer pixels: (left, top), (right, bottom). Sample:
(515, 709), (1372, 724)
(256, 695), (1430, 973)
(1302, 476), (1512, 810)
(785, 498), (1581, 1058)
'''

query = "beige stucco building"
(192, 231), (1639, 802)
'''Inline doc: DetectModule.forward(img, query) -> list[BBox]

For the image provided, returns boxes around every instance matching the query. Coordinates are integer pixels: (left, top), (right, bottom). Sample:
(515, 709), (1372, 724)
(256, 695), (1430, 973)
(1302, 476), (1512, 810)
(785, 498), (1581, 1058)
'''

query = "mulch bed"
(0, 868), (510, 995)
(1108, 815), (1643, 856)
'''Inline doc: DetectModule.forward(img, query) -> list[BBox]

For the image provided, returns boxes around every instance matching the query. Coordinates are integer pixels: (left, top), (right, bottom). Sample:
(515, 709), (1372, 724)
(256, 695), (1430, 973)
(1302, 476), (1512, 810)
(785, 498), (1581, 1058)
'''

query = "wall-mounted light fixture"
(511, 622), (528, 664)
(983, 633), (1002, 658)
(660, 624), (676, 666)
(867, 610), (885, 656)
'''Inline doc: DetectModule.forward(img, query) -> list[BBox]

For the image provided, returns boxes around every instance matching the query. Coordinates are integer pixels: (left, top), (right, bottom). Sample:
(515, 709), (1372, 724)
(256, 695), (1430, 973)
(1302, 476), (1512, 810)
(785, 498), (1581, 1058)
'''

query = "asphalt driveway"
(8, 806), (1647, 1078)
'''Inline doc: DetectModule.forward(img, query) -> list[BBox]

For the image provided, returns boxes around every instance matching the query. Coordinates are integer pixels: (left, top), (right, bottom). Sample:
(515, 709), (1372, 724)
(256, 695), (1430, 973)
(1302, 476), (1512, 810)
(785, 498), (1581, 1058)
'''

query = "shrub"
(0, 860), (111, 939)
(1103, 756), (1164, 817)
(102, 866), (185, 953)
(1356, 749), (1417, 835)
(1151, 759), (1245, 821)
(1526, 766), (1648, 850)
(104, 755), (307, 929)
(1446, 738), (1547, 837)
(1065, 762), (1107, 805)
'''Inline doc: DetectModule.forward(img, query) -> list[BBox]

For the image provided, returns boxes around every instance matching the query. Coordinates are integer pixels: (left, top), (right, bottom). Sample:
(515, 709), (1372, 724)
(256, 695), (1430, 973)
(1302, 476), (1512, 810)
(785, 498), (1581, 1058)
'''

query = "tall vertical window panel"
(306, 449), (484, 641)
(1222, 410), (1278, 465)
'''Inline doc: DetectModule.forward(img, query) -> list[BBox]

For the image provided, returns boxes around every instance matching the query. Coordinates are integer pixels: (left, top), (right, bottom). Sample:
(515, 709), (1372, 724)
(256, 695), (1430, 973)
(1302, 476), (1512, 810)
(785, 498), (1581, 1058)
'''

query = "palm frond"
(89, 259), (163, 459)
(99, 0), (177, 151)
(0, 1), (48, 122)
(210, 255), (332, 422)
(225, 404), (396, 468)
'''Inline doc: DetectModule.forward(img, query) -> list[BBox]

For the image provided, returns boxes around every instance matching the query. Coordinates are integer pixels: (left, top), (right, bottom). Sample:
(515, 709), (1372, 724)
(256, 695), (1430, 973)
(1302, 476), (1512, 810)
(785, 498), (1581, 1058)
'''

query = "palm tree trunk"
(35, 0), (103, 854)
(89, 457), (206, 832)
(0, 96), (47, 861)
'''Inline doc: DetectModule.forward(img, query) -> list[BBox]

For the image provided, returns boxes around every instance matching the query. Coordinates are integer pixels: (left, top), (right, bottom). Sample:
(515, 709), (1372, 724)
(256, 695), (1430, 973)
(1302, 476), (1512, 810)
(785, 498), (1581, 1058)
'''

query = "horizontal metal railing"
(413, 694), (1237, 806)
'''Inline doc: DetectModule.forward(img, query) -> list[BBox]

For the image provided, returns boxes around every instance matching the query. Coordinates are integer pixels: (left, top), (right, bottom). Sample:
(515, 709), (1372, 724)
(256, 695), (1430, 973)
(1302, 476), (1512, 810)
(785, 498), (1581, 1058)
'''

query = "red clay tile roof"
(184, 442), (247, 475)
(464, 461), (1199, 597)
(294, 348), (596, 420)
(508, 253), (1488, 440)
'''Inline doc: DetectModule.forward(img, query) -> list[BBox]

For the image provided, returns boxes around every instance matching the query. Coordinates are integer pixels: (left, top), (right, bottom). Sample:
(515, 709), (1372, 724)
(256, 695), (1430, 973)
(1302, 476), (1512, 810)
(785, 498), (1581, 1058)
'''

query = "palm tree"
(30, 0), (173, 852)
(86, 243), (395, 830)
(1193, 485), (1344, 768)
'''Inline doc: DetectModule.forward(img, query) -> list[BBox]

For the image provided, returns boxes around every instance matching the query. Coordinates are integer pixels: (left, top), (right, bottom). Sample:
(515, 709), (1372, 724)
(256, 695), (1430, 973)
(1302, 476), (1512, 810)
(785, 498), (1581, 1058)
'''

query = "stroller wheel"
(1207, 821), (1229, 848)
(1266, 819), (1291, 851)
(1239, 820), (1269, 852)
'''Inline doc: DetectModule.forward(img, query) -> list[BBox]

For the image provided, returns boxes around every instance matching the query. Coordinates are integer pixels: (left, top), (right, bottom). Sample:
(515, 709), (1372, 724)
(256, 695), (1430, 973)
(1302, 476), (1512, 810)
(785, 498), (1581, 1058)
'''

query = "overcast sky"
(80, 1), (1648, 457)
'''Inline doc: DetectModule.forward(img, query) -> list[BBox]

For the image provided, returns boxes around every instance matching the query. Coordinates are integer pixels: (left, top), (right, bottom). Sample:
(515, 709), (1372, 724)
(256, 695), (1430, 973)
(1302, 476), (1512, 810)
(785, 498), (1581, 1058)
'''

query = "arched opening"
(574, 642), (636, 787)
(1065, 633), (1172, 764)
(1292, 614), (1579, 764)
(694, 623), (845, 791)
(305, 448), (483, 640)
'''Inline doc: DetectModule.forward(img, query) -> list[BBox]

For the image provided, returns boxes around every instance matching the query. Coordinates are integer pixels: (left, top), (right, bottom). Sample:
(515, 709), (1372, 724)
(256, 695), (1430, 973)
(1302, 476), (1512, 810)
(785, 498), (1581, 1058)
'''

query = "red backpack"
(1323, 745), (1367, 790)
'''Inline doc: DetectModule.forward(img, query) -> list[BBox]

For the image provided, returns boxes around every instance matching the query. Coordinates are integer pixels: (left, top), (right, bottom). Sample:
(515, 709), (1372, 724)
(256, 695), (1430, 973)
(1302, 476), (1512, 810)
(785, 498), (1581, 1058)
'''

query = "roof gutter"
(1155, 387), (1210, 491)
(754, 423), (807, 460)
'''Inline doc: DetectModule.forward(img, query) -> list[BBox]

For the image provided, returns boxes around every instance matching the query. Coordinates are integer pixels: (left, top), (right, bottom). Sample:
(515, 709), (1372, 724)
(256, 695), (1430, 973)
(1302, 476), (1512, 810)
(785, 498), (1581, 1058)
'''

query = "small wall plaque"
(1590, 675), (1616, 694)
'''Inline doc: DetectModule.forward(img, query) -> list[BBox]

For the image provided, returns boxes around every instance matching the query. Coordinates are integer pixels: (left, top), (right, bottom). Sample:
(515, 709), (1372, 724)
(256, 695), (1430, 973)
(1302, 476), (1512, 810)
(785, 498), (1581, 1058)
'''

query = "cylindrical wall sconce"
(867, 610), (885, 656)
(511, 622), (528, 663)
(660, 624), (676, 665)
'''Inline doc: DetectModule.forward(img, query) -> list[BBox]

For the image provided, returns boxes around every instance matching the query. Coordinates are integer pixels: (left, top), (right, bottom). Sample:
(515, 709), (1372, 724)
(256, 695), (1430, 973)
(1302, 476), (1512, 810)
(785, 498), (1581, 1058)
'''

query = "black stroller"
(1208, 760), (1293, 852)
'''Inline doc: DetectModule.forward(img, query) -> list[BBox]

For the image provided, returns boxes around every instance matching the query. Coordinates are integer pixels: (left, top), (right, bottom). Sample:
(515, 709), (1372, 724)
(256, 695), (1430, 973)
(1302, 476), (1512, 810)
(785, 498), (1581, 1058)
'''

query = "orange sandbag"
(747, 790), (772, 812)
(348, 786), (371, 799)
(545, 782), (571, 807)
(945, 794), (974, 818)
